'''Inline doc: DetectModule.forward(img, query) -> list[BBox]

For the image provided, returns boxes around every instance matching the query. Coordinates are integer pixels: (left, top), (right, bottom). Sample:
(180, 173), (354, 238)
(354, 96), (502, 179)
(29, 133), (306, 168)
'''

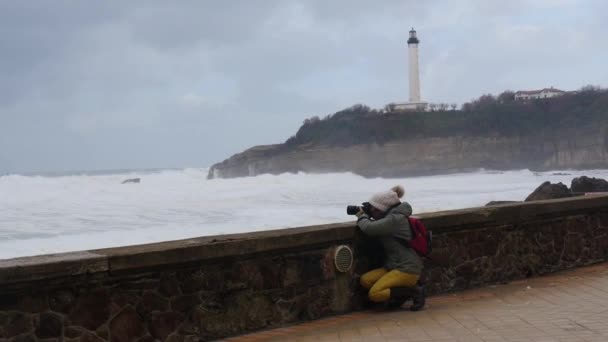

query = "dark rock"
(224, 260), (280, 291)
(183, 336), (201, 342)
(12, 296), (49, 313)
(111, 292), (138, 308)
(448, 276), (467, 289)
(485, 201), (521, 206)
(5, 312), (33, 338)
(295, 253), (325, 286)
(571, 176), (608, 193)
(121, 178), (140, 184)
(178, 266), (224, 293)
(165, 334), (185, 342)
(454, 261), (477, 277)
(109, 306), (145, 342)
(0, 311), (7, 337)
(148, 312), (183, 341)
(120, 279), (159, 291)
(177, 320), (200, 335)
(282, 260), (300, 287)
(64, 326), (87, 338)
(11, 333), (36, 342)
(49, 290), (76, 313)
(135, 335), (156, 342)
(301, 287), (332, 320)
(159, 275), (181, 297)
(136, 291), (168, 316)
(95, 324), (109, 340)
(110, 292), (138, 316)
(198, 292), (223, 313)
(525, 181), (573, 201)
(0, 294), (22, 309)
(171, 294), (201, 312)
(35, 312), (63, 338)
(80, 332), (106, 342)
(68, 289), (111, 330)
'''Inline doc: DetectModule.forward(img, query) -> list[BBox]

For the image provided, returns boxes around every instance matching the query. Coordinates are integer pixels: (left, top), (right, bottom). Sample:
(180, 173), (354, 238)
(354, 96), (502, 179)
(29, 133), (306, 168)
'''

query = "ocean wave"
(1, 168), (607, 259)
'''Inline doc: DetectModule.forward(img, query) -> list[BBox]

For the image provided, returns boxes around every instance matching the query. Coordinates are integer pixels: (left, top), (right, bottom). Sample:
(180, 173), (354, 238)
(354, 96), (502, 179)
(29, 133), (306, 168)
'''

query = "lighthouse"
(391, 27), (427, 111)
(408, 28), (421, 103)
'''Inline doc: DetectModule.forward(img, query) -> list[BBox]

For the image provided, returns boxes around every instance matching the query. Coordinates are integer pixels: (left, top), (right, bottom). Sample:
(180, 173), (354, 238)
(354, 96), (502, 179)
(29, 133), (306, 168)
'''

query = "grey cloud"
(0, 1), (606, 173)
(126, 1), (284, 50)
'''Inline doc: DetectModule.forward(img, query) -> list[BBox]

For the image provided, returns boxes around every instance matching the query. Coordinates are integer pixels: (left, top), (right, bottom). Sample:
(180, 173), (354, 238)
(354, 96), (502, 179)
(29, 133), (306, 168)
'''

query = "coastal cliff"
(209, 89), (608, 179)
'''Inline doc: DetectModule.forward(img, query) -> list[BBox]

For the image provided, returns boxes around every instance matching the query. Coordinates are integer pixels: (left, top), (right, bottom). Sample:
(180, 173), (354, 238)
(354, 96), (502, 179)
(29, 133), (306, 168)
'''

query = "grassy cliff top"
(284, 88), (608, 148)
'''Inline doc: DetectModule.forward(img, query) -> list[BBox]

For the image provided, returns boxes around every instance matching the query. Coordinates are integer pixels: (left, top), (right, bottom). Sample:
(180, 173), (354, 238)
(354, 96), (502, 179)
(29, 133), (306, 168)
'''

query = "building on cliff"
(514, 87), (566, 101)
(392, 28), (428, 112)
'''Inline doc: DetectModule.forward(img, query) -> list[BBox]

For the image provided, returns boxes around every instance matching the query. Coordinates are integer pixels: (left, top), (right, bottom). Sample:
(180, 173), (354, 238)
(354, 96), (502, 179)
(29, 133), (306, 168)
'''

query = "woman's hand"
(356, 208), (367, 218)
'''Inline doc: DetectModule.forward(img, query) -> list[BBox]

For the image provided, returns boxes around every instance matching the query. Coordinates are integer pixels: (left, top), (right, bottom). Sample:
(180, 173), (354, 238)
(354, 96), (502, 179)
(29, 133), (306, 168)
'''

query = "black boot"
(386, 287), (412, 310)
(410, 285), (426, 311)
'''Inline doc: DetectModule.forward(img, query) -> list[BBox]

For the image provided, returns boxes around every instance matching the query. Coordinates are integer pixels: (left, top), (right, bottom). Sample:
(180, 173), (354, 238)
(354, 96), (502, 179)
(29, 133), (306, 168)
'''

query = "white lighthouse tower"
(393, 27), (427, 111)
(408, 28), (421, 103)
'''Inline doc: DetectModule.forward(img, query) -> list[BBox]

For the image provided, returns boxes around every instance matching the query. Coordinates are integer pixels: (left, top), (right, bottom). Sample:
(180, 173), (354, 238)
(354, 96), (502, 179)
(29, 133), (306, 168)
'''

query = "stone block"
(136, 290), (168, 316)
(68, 288), (111, 330)
(79, 332), (105, 342)
(159, 275), (181, 297)
(95, 324), (109, 340)
(0, 252), (108, 285)
(177, 266), (223, 293)
(5, 312), (33, 338)
(49, 289), (76, 313)
(282, 260), (300, 287)
(109, 306), (145, 342)
(35, 312), (63, 338)
(165, 333), (184, 342)
(292, 252), (325, 286)
(170, 294), (200, 313)
(11, 333), (36, 342)
(135, 335), (156, 342)
(2, 295), (49, 313)
(64, 326), (87, 339)
(148, 312), (183, 341)
(119, 279), (159, 291)
(110, 291), (138, 316)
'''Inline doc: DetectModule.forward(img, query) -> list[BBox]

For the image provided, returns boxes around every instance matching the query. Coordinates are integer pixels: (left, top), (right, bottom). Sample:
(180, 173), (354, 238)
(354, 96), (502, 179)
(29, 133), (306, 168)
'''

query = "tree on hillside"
(302, 116), (320, 126)
(384, 103), (396, 112)
(498, 91), (515, 103)
(283, 89), (608, 148)
(580, 84), (602, 93)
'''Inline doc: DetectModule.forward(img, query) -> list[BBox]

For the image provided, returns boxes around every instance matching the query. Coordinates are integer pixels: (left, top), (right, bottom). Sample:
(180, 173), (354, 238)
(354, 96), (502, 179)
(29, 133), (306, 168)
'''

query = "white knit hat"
(369, 185), (405, 212)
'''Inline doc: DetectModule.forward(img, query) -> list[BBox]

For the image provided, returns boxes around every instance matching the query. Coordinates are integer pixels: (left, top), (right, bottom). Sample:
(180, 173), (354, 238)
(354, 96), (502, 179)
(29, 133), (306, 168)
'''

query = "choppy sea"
(2, 168), (607, 259)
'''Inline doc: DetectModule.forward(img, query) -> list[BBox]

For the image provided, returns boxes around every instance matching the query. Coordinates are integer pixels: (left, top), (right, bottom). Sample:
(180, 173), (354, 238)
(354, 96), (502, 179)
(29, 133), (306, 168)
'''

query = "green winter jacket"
(357, 202), (423, 275)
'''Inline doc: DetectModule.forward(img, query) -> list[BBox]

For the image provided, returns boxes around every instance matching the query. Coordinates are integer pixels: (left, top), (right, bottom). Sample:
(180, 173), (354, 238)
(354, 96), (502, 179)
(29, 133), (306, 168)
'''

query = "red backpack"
(396, 216), (432, 257)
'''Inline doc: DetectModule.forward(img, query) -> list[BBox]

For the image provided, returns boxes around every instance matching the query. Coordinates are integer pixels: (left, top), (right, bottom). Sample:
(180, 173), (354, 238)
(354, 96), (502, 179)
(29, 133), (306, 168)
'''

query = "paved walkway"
(223, 263), (608, 342)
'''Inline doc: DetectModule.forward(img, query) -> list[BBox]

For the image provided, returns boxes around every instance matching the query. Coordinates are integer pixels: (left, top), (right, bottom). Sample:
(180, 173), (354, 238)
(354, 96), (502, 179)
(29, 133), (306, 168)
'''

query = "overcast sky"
(1, 0), (606, 173)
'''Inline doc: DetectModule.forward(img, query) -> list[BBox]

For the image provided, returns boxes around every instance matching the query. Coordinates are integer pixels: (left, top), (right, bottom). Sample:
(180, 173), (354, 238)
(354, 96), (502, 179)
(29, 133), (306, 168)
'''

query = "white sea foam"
(2, 168), (608, 259)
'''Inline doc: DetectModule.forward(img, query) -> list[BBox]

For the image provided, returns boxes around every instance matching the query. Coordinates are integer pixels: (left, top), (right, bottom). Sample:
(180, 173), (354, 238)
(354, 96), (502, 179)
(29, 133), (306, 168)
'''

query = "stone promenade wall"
(1, 196), (608, 341)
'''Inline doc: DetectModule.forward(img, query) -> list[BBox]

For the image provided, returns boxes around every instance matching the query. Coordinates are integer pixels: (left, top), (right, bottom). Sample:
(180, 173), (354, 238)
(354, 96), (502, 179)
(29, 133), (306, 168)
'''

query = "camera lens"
(346, 205), (360, 215)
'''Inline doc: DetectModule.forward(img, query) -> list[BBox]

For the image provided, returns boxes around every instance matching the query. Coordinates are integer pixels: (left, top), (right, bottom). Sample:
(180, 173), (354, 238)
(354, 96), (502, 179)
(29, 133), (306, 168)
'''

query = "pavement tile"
(228, 263), (608, 342)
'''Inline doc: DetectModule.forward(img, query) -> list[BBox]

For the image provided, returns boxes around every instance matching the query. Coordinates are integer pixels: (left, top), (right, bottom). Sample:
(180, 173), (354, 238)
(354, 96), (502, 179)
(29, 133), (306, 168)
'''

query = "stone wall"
(1, 196), (608, 341)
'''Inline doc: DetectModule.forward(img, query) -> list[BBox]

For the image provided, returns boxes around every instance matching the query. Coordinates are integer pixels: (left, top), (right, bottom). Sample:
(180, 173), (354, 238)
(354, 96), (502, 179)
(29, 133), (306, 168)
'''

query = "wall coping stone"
(1, 195), (607, 286)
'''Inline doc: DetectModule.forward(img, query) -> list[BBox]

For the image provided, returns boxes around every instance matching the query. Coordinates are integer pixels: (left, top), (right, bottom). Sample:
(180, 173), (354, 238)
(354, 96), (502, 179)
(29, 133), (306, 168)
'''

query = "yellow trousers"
(360, 268), (420, 303)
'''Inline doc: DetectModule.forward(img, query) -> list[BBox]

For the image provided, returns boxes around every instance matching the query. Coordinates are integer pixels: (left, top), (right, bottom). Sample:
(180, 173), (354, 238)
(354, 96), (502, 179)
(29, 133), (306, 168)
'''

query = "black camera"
(346, 202), (372, 215)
